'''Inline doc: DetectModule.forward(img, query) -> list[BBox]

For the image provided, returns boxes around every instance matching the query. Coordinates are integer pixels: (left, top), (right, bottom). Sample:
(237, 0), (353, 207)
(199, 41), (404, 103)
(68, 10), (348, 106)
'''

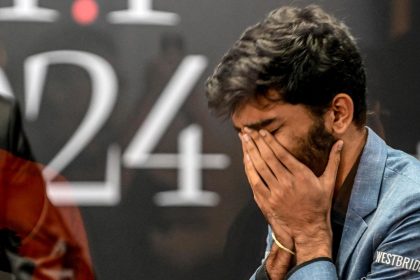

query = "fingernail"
(243, 134), (250, 142)
(238, 133), (242, 140)
(244, 127), (251, 133)
(337, 140), (344, 151)
(259, 130), (267, 137)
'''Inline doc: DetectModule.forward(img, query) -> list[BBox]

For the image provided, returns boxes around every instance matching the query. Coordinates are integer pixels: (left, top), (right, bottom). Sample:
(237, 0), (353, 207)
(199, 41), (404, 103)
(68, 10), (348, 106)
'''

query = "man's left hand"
(241, 128), (343, 264)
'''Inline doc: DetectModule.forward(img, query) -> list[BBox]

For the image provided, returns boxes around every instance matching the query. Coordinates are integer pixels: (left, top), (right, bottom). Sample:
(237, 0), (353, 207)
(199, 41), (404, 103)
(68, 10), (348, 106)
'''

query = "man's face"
(232, 93), (336, 176)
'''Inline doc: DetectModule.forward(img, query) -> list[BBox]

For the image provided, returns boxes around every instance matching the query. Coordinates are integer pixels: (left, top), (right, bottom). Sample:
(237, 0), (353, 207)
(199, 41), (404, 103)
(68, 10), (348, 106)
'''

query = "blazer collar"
(336, 127), (387, 275)
(348, 127), (387, 218)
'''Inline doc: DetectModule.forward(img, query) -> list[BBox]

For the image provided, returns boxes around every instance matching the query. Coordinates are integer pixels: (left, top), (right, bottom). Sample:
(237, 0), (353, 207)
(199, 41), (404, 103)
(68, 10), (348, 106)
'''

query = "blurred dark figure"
(115, 32), (187, 280)
(118, 31), (244, 280)
(0, 95), (94, 279)
(222, 199), (267, 280)
(144, 32), (185, 96)
(379, 0), (420, 154)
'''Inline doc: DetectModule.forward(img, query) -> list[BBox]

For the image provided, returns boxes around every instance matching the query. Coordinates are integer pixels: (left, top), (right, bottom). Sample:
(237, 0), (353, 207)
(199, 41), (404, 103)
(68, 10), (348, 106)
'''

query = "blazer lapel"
(336, 128), (387, 276)
(336, 208), (367, 275)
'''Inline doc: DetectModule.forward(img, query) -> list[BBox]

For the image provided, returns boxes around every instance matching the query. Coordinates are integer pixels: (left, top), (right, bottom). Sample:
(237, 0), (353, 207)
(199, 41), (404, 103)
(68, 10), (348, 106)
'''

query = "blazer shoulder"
(384, 147), (420, 187)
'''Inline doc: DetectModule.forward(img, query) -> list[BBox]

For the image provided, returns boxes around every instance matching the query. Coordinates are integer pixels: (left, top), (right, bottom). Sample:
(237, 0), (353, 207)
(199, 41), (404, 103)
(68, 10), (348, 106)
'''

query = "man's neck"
(334, 126), (367, 193)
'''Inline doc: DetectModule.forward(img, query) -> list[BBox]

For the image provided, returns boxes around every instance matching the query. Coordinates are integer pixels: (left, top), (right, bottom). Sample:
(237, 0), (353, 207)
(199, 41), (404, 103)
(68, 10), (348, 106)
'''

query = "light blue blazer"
(251, 128), (420, 279)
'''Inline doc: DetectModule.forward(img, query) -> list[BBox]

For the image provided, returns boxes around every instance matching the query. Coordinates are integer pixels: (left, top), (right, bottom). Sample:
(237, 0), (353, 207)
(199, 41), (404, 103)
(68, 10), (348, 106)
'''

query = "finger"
(240, 133), (256, 187)
(240, 133), (262, 191)
(239, 133), (248, 164)
(259, 129), (307, 174)
(243, 152), (270, 199)
(242, 132), (278, 188)
(321, 140), (343, 186)
(246, 129), (290, 180)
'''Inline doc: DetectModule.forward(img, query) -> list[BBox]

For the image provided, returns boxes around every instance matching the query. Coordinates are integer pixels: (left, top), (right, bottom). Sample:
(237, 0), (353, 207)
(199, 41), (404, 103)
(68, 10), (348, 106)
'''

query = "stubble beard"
(295, 118), (337, 177)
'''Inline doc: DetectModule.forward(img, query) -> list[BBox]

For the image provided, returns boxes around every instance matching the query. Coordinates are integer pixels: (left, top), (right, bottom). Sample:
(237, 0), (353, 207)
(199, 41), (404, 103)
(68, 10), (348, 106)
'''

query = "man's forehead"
(238, 89), (283, 108)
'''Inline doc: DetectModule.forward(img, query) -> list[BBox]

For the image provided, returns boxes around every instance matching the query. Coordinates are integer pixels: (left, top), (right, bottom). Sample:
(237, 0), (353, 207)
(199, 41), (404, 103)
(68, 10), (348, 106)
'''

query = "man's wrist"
(285, 257), (334, 279)
(293, 227), (332, 265)
(271, 226), (294, 251)
(265, 245), (294, 280)
(295, 243), (331, 264)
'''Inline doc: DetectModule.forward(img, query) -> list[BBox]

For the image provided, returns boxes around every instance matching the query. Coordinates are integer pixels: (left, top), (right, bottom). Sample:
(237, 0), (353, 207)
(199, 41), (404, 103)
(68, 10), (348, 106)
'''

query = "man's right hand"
(265, 239), (295, 280)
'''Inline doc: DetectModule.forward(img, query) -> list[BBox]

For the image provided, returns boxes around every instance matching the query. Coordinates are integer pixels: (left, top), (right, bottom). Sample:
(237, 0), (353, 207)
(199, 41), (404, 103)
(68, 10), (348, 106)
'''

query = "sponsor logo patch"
(374, 251), (420, 272)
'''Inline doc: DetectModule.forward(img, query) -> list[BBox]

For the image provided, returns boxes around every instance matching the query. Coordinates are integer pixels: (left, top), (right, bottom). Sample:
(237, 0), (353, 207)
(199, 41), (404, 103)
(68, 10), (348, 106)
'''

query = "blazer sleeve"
(250, 227), (339, 280)
(286, 211), (420, 279)
(249, 226), (273, 280)
(286, 259), (338, 280)
(252, 212), (420, 280)
(364, 211), (420, 279)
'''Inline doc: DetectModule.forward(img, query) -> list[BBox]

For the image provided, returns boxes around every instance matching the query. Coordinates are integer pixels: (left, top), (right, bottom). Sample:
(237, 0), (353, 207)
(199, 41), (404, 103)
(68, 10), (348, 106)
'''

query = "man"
(205, 5), (420, 280)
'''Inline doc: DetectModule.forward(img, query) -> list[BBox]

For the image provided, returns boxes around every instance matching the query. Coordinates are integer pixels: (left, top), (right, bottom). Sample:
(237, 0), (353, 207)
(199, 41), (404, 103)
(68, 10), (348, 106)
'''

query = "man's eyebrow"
(234, 118), (276, 132)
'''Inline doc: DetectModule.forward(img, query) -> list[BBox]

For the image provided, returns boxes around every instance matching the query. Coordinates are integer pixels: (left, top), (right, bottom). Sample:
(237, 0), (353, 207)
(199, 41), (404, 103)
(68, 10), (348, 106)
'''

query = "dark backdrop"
(0, 0), (418, 279)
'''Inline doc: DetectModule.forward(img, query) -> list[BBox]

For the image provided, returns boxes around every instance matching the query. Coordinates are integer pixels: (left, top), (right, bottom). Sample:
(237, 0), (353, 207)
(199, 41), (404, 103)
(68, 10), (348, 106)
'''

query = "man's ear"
(325, 93), (354, 135)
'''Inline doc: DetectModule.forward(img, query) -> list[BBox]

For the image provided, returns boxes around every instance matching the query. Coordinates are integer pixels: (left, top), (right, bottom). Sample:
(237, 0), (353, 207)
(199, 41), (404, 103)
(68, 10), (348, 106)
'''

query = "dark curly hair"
(205, 5), (367, 127)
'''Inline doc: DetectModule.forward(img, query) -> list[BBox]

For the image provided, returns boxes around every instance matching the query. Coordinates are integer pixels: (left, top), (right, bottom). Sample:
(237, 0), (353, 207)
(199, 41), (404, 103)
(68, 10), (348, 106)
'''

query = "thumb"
(321, 140), (344, 184)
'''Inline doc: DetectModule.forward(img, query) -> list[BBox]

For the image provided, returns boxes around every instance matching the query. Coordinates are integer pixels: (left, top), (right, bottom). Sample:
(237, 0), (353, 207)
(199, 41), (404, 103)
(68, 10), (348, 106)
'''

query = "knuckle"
(266, 158), (279, 171)
(259, 165), (269, 175)
(276, 150), (287, 161)
(324, 178), (334, 187)
(254, 181), (266, 190)
(270, 189), (282, 200)
(265, 133), (275, 144)
(295, 172), (306, 182)
(281, 176), (293, 187)
(247, 144), (256, 152)
(268, 194), (280, 206)
(262, 148), (273, 158)
(250, 130), (260, 138)
(253, 160), (262, 170)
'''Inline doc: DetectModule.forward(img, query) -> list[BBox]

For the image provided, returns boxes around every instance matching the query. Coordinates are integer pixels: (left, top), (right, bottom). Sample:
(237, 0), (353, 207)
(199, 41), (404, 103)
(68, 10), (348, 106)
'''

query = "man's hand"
(240, 128), (343, 265)
(265, 242), (295, 280)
